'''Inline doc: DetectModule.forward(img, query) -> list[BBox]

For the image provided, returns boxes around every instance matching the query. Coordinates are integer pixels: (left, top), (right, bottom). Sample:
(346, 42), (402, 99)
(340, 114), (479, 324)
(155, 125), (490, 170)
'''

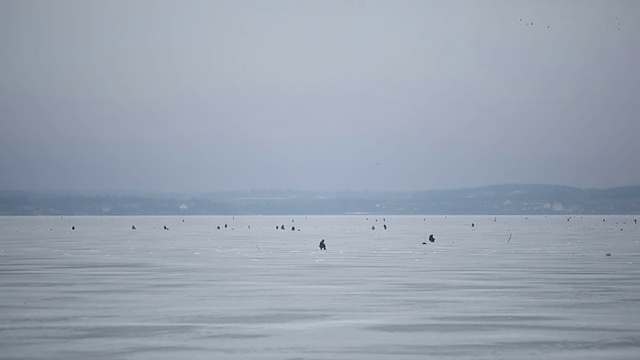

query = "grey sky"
(1, 0), (639, 192)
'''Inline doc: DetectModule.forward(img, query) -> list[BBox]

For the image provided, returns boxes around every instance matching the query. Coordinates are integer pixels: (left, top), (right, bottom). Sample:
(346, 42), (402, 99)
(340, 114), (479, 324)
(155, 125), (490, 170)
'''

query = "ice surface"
(1, 215), (639, 359)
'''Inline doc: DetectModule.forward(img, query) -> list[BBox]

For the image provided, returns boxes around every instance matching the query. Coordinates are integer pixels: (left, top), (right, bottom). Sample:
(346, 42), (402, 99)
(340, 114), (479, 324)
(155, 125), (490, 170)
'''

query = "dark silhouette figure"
(132, 225), (136, 230)
(383, 224), (387, 230)
(291, 226), (295, 231)
(471, 223), (475, 227)
(224, 224), (228, 228)
(634, 219), (637, 224)
(280, 225), (285, 230)
(429, 234), (435, 243)
(319, 239), (326, 250)
(72, 226), (75, 230)
(164, 225), (169, 230)
(372, 225), (375, 230)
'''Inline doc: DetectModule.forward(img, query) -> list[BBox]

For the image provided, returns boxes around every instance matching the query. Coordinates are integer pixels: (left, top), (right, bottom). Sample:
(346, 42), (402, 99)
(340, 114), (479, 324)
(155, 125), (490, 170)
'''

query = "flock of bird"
(518, 15), (623, 31)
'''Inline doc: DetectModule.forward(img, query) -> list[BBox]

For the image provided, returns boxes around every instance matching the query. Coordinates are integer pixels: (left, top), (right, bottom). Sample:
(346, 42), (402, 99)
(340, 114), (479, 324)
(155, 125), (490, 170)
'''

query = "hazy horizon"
(2, 1), (639, 193)
(2, 182), (640, 196)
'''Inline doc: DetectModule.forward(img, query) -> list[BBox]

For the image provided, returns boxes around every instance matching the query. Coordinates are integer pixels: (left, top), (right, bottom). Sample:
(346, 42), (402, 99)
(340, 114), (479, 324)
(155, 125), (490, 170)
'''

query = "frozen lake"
(1, 215), (639, 359)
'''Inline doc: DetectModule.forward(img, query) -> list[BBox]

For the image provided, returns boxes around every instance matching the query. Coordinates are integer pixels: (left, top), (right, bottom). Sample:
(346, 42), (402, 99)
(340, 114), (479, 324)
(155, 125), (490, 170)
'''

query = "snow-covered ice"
(1, 215), (639, 359)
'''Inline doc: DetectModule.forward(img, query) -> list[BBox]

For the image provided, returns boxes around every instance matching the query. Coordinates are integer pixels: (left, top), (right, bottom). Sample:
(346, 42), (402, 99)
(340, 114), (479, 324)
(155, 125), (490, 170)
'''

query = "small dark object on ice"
(72, 226), (75, 230)
(606, 253), (612, 257)
(164, 225), (169, 230)
(429, 234), (435, 243)
(132, 225), (136, 230)
(319, 239), (326, 250)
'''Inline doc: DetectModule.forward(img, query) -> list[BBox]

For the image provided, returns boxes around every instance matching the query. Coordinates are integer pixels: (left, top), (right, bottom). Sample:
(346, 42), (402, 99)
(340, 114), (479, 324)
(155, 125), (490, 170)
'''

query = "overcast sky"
(1, 0), (639, 192)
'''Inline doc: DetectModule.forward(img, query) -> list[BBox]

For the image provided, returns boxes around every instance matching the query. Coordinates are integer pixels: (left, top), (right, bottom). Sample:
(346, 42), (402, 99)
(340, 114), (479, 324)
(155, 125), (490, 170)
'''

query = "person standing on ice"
(319, 239), (326, 250)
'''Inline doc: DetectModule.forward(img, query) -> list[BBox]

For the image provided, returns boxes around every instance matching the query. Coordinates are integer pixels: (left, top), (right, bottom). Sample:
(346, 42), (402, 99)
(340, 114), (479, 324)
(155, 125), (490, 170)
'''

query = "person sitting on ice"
(429, 234), (435, 242)
(319, 239), (326, 250)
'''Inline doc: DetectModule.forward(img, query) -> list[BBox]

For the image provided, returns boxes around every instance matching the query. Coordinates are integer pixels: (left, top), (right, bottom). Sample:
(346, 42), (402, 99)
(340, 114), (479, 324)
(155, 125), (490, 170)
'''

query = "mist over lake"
(2, 215), (639, 359)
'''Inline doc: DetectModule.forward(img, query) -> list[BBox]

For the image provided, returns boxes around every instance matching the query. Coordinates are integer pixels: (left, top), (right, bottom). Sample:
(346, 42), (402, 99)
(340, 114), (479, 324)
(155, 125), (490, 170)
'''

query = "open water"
(1, 215), (639, 359)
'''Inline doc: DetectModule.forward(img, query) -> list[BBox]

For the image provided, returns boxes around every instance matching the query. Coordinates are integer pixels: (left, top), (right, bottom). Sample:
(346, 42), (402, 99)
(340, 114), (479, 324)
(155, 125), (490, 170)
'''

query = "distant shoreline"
(1, 184), (639, 216)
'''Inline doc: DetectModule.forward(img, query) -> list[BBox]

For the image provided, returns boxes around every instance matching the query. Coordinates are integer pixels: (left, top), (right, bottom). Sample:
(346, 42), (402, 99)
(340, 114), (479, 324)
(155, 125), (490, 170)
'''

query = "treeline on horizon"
(1, 184), (639, 216)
